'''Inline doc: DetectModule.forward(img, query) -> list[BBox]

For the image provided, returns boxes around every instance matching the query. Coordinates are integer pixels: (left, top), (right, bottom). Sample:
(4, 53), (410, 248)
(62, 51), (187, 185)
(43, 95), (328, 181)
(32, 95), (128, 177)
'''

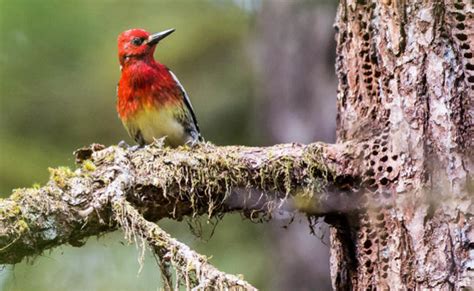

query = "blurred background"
(0, 0), (337, 290)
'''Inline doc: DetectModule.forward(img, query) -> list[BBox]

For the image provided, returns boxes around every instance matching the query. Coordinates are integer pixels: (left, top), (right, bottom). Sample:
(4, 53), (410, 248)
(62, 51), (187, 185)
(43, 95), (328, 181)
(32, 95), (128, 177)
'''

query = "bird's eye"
(131, 37), (144, 46)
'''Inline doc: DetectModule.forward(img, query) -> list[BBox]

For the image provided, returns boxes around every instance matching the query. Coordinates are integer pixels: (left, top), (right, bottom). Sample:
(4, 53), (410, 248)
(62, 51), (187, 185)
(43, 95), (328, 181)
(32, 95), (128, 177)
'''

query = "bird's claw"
(118, 140), (130, 149)
(128, 145), (141, 152)
(185, 139), (201, 149)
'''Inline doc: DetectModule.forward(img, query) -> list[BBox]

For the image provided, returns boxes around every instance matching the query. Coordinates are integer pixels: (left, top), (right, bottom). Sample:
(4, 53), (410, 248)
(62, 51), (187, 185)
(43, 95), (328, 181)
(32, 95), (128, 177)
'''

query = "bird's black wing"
(167, 69), (202, 140)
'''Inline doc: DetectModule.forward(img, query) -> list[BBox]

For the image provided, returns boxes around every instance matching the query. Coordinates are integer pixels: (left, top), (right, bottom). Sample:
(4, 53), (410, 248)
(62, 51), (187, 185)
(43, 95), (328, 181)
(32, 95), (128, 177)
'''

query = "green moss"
(105, 153), (115, 163)
(16, 219), (29, 233)
(10, 189), (24, 201)
(0, 201), (21, 218)
(48, 166), (74, 188)
(10, 204), (21, 216)
(82, 160), (96, 172)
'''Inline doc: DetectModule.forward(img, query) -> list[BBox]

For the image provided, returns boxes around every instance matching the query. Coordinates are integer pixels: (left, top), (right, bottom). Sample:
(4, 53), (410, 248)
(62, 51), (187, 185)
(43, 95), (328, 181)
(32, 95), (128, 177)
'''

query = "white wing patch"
(168, 70), (195, 113)
(168, 69), (200, 133)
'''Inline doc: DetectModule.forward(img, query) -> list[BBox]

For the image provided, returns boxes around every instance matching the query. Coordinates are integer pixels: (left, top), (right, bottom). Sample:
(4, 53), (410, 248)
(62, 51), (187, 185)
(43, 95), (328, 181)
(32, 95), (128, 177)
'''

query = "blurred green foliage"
(0, 0), (268, 290)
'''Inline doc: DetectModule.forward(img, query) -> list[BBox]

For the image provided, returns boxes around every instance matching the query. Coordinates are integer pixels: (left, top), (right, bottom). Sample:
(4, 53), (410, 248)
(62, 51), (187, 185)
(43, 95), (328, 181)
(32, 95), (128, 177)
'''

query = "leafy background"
(0, 0), (336, 290)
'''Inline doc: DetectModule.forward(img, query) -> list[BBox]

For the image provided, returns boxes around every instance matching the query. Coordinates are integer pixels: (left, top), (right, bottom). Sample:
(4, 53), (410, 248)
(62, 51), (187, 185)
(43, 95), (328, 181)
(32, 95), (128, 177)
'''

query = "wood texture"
(331, 0), (473, 289)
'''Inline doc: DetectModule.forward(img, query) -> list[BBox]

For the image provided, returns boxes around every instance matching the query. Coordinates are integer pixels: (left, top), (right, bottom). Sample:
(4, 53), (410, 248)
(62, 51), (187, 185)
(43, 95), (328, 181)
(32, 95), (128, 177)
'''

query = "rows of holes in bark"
(336, 1), (404, 285)
(354, 1), (385, 122)
(357, 124), (400, 285)
(357, 209), (391, 285)
(334, 1), (389, 140)
(450, 0), (474, 90)
(344, 1), (399, 285)
(360, 124), (399, 198)
(444, 0), (473, 148)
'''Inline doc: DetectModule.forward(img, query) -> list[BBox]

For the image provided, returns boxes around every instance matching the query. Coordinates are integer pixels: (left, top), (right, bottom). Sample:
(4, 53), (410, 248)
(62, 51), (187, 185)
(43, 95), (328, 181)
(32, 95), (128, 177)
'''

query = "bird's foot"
(118, 140), (130, 149)
(185, 138), (201, 149)
(128, 145), (141, 152)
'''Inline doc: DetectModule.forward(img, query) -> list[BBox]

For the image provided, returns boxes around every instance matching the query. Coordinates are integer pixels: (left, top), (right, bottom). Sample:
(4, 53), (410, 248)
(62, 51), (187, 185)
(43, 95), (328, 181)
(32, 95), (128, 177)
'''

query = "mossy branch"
(0, 141), (360, 287)
(114, 198), (256, 290)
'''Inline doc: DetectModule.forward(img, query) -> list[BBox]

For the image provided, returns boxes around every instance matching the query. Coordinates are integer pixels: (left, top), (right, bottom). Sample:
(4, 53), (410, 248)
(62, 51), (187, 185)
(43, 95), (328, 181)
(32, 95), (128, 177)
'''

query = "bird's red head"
(117, 28), (175, 66)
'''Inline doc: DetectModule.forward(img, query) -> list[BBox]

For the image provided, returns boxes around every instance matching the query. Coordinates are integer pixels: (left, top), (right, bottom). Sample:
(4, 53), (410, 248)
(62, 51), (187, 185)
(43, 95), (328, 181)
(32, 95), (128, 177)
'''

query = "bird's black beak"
(147, 28), (175, 46)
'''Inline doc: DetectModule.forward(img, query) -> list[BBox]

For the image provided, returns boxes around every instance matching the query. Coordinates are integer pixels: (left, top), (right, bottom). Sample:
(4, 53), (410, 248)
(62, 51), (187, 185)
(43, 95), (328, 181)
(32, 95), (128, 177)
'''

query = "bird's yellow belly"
(124, 106), (186, 147)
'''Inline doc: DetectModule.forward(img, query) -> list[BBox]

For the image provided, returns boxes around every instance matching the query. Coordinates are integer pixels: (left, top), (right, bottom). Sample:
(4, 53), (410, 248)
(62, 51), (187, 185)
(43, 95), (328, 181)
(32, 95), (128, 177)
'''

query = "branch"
(0, 141), (361, 286)
(114, 199), (256, 290)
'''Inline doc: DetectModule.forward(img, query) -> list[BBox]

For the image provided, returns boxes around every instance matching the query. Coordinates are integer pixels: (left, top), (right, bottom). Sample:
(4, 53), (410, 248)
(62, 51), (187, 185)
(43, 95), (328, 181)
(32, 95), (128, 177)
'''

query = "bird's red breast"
(117, 61), (183, 121)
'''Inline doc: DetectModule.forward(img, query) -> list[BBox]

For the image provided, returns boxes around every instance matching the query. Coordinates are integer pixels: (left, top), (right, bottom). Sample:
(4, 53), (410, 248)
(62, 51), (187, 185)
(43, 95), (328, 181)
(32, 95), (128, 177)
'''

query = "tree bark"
(330, 0), (473, 289)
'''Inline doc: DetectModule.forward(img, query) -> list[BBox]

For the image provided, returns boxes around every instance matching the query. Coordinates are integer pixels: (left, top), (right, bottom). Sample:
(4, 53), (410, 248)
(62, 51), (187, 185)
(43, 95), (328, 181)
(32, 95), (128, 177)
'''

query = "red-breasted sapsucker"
(117, 28), (201, 147)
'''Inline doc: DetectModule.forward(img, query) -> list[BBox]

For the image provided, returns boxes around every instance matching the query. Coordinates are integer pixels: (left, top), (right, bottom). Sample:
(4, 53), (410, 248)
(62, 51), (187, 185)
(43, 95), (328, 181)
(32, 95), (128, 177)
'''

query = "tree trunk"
(330, 0), (473, 289)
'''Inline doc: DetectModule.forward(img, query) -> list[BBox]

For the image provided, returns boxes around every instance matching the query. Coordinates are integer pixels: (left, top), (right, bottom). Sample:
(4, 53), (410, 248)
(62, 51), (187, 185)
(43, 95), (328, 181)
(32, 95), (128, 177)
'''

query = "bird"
(116, 28), (201, 148)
